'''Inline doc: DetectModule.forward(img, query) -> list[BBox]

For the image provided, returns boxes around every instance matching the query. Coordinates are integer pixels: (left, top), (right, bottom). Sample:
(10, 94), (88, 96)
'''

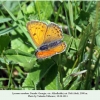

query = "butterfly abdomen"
(48, 40), (61, 48)
(39, 40), (62, 50)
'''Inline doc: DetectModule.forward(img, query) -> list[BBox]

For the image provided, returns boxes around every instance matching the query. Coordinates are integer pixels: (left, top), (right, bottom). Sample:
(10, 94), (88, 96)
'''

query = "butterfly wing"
(36, 42), (66, 59)
(27, 21), (47, 47)
(43, 23), (63, 44)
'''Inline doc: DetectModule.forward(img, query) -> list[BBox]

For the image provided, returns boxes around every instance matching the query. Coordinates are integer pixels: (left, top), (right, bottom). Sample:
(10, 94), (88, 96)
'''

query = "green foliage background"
(0, 1), (100, 90)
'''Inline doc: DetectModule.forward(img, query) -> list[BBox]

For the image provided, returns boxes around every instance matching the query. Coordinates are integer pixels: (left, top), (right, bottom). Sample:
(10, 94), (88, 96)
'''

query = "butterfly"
(27, 21), (66, 59)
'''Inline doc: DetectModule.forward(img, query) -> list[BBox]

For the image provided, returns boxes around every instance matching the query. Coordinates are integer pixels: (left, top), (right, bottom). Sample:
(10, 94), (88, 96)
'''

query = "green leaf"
(11, 36), (34, 53)
(44, 64), (59, 90)
(4, 49), (32, 56)
(0, 18), (12, 23)
(22, 59), (56, 90)
(96, 32), (100, 47)
(35, 1), (53, 20)
(75, 10), (90, 26)
(0, 26), (17, 35)
(0, 35), (10, 54)
(4, 49), (36, 71)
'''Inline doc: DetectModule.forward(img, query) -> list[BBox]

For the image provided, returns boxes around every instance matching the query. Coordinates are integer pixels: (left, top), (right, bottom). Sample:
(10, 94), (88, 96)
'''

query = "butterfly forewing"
(43, 23), (63, 44)
(27, 21), (47, 47)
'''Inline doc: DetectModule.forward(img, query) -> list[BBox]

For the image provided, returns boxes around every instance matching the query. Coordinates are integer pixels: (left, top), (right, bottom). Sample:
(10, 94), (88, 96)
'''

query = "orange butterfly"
(27, 21), (66, 59)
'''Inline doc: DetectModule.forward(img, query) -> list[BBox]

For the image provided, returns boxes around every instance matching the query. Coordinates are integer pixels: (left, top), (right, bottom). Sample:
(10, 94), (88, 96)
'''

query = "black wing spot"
(47, 35), (50, 37)
(58, 34), (62, 37)
(33, 33), (36, 36)
(57, 31), (59, 33)
(42, 25), (45, 28)
(41, 30), (44, 32)
(57, 30), (61, 33)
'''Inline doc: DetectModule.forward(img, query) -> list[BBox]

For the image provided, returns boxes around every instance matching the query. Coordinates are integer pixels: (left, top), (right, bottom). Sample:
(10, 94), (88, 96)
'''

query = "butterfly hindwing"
(36, 42), (66, 59)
